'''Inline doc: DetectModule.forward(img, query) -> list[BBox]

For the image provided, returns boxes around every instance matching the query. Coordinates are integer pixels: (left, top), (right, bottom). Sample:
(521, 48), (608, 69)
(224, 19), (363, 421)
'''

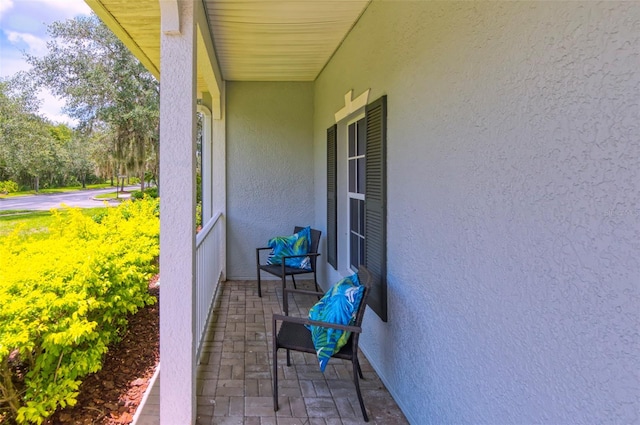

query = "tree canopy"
(0, 79), (66, 190)
(26, 14), (160, 188)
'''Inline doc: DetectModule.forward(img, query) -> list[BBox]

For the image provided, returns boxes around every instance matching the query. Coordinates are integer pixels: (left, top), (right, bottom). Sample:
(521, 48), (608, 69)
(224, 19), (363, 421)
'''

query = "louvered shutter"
(327, 124), (338, 269)
(364, 95), (387, 322)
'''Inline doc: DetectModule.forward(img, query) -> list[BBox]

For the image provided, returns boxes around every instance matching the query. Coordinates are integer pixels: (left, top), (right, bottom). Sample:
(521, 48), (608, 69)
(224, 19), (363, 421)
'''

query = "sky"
(0, 0), (92, 124)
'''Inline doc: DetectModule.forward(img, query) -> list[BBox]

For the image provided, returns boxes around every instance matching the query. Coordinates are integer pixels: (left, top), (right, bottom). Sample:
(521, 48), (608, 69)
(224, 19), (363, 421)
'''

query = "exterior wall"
(314, 2), (640, 424)
(226, 82), (315, 279)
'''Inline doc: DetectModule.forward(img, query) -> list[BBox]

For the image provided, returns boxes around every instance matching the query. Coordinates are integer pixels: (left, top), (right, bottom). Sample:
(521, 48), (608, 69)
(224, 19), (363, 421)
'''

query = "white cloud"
(7, 30), (48, 56)
(36, 0), (91, 17)
(39, 88), (77, 125)
(0, 0), (91, 124)
(0, 0), (14, 21)
(0, 56), (30, 77)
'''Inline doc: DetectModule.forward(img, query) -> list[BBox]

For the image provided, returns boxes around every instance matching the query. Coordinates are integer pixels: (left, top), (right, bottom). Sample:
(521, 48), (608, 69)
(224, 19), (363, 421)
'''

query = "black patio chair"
(255, 226), (321, 297)
(272, 266), (373, 422)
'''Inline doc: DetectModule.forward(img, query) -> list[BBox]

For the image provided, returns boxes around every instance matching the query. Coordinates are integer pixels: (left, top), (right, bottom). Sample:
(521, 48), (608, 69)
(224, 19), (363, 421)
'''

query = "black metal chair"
(256, 226), (321, 297)
(272, 266), (373, 422)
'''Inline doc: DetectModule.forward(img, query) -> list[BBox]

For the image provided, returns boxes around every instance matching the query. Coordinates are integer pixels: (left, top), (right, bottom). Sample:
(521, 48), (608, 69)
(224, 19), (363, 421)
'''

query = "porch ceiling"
(85, 0), (371, 83)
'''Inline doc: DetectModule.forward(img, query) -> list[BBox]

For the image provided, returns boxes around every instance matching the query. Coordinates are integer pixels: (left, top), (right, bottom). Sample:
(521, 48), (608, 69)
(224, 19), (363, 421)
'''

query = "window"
(326, 95), (387, 322)
(327, 124), (338, 269)
(348, 117), (366, 272)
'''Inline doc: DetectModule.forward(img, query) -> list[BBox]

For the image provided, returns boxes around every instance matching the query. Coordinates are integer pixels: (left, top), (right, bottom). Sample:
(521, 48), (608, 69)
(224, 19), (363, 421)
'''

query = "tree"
(26, 15), (159, 190)
(0, 79), (59, 191)
(65, 132), (95, 188)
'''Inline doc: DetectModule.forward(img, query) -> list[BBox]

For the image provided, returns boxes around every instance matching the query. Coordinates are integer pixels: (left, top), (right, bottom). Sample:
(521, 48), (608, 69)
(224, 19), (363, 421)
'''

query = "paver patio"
(135, 280), (409, 425)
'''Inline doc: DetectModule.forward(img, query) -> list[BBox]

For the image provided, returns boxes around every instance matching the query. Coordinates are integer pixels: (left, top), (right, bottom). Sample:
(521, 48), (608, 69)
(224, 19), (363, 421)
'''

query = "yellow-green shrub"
(0, 180), (18, 195)
(0, 199), (159, 424)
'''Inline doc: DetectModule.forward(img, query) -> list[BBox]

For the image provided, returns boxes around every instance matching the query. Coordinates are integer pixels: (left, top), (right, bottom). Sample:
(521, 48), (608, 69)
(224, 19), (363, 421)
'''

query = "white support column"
(159, 1), (197, 424)
(198, 102), (213, 222)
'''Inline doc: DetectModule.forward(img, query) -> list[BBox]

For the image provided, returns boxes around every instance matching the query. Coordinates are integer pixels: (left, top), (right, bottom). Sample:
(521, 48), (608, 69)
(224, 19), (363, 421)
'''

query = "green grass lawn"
(0, 207), (108, 238)
(0, 183), (124, 198)
(94, 192), (121, 199)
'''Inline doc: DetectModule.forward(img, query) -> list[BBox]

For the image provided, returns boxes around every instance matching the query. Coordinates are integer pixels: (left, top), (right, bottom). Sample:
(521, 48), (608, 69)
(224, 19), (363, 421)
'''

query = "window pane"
(348, 123), (356, 157)
(357, 118), (366, 156)
(350, 232), (359, 269)
(357, 158), (366, 193)
(359, 236), (365, 267)
(359, 199), (365, 234)
(349, 160), (356, 192)
(350, 198), (358, 232)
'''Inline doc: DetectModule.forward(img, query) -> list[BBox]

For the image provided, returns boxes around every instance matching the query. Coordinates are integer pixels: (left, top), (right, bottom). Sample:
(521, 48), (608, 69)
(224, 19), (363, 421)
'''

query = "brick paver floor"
(135, 280), (409, 425)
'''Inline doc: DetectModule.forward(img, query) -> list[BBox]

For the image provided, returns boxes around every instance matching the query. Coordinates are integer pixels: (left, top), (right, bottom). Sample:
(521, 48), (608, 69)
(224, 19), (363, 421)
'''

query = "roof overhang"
(85, 0), (371, 84)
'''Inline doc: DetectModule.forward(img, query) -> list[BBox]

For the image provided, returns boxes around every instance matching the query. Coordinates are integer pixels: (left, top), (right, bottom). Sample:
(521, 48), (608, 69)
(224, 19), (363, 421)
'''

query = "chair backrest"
(294, 226), (322, 271)
(345, 265), (373, 353)
(353, 265), (373, 328)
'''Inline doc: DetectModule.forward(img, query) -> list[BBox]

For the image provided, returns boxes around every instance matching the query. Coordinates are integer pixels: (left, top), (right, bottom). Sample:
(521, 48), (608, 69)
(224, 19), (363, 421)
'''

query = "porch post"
(159, 0), (197, 424)
(198, 99), (213, 223)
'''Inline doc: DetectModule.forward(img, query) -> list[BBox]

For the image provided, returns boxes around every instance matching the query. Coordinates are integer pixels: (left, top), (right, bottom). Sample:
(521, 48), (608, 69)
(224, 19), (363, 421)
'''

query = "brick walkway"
(135, 280), (408, 425)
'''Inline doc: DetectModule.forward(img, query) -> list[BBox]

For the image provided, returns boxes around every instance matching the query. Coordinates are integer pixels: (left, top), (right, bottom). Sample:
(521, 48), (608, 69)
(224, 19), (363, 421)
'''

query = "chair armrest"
(283, 288), (324, 298)
(256, 247), (272, 266)
(273, 314), (362, 334)
(281, 252), (321, 260)
(283, 287), (324, 315)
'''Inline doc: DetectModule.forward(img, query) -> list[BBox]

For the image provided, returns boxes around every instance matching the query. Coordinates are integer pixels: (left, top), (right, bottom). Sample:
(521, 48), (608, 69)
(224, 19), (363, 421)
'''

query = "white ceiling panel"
(205, 0), (370, 81)
(86, 0), (370, 82)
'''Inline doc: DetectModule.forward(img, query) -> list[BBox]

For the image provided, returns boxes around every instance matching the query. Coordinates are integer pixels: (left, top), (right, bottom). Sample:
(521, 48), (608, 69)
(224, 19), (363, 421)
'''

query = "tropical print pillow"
(266, 226), (312, 270)
(307, 273), (364, 372)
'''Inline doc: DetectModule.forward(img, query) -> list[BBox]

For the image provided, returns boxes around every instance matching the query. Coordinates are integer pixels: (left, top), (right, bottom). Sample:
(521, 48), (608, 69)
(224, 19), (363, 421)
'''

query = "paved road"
(0, 187), (138, 211)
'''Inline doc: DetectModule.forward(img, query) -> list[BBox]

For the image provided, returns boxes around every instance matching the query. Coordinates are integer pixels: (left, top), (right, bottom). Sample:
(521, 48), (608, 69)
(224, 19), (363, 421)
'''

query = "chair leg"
(256, 250), (263, 298)
(312, 271), (319, 292)
(352, 358), (369, 422)
(286, 349), (291, 367)
(356, 358), (364, 379)
(273, 345), (279, 411)
(291, 274), (298, 289)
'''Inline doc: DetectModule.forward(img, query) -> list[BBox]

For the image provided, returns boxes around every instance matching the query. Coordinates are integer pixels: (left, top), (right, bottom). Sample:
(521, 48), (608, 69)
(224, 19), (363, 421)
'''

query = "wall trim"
(159, 0), (180, 34)
(335, 89), (370, 122)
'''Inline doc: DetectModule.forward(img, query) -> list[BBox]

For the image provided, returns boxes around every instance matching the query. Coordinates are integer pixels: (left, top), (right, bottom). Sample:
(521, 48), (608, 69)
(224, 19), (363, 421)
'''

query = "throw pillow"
(308, 273), (364, 372)
(266, 226), (312, 270)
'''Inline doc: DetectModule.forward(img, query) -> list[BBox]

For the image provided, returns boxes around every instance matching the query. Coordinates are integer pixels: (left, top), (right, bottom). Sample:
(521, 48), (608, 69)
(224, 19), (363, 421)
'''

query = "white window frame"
(346, 113), (365, 272)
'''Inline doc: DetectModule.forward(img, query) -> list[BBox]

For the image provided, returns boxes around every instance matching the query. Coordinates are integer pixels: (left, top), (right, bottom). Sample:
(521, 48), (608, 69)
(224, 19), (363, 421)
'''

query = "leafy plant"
(131, 186), (157, 201)
(0, 180), (18, 195)
(0, 199), (159, 423)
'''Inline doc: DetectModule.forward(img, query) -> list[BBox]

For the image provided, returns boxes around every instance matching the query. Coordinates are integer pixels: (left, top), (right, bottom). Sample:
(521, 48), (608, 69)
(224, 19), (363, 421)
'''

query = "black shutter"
(364, 95), (387, 322)
(327, 124), (338, 270)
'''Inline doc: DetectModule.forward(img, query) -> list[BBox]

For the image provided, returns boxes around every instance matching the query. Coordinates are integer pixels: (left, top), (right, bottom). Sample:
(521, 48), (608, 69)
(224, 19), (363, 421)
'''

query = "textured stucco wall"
(314, 2), (640, 423)
(226, 82), (315, 279)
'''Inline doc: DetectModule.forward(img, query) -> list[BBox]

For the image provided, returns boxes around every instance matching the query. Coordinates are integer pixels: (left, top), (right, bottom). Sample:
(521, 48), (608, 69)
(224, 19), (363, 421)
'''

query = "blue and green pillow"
(266, 226), (312, 270)
(307, 273), (364, 372)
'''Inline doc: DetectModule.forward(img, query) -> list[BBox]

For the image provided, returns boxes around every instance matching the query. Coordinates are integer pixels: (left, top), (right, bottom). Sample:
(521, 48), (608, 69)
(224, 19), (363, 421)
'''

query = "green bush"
(131, 187), (158, 202)
(196, 202), (202, 228)
(0, 199), (159, 424)
(0, 180), (19, 195)
(143, 187), (158, 198)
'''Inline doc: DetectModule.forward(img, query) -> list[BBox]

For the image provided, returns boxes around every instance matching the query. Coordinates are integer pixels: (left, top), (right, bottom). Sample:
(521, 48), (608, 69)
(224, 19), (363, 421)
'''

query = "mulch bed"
(44, 279), (160, 425)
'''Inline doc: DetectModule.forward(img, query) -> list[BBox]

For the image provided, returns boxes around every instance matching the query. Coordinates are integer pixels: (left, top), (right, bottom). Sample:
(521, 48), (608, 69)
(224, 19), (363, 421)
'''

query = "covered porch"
(86, 0), (639, 424)
(135, 279), (408, 424)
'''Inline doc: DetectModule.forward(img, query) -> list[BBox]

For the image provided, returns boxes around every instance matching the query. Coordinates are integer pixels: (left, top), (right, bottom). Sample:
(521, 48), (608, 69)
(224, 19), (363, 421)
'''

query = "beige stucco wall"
(226, 81), (315, 279)
(314, 1), (639, 423)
